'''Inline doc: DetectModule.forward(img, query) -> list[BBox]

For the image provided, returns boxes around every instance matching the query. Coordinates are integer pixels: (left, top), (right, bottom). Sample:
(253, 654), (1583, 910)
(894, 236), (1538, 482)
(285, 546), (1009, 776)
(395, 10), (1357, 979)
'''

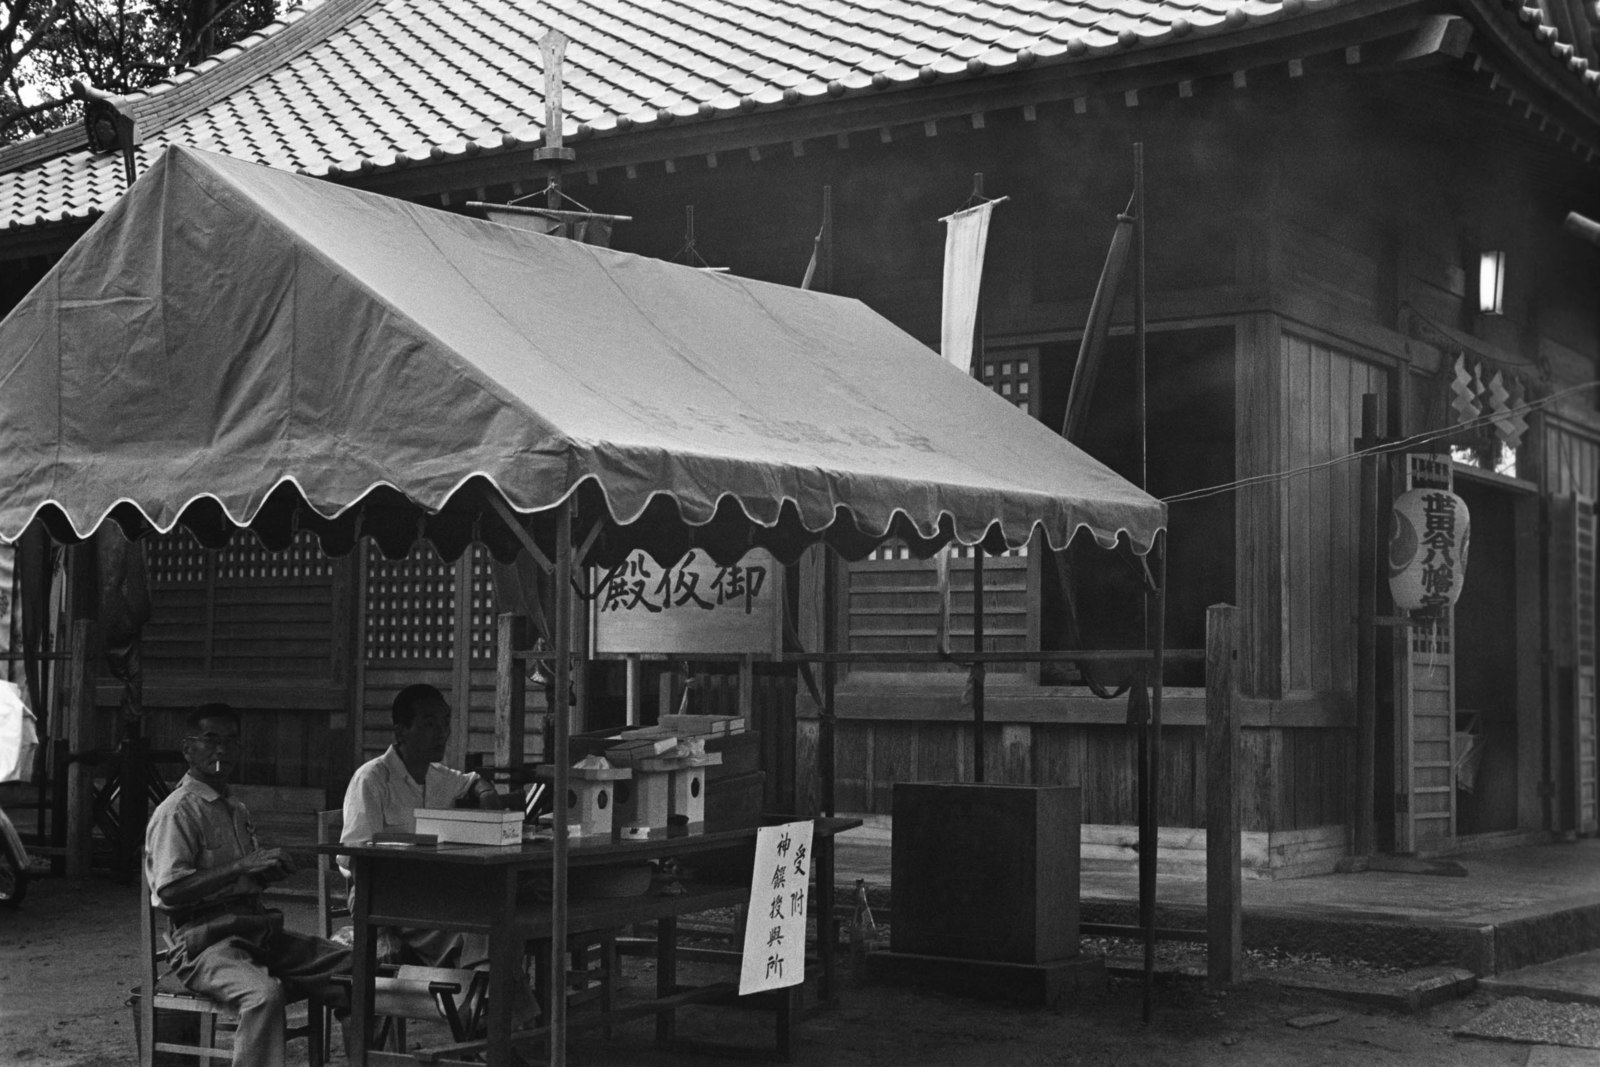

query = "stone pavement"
(829, 826), (1600, 1009)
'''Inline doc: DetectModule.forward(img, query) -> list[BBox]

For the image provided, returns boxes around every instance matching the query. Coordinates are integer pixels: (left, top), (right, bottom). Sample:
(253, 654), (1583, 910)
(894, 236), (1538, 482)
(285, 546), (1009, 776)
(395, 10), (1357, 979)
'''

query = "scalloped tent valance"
(0, 146), (1164, 566)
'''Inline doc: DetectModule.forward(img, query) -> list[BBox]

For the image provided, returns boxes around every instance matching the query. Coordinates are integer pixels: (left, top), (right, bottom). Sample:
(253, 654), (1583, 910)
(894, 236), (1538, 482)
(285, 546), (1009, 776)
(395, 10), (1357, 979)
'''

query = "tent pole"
(972, 548), (985, 782)
(817, 545), (840, 1004)
(1142, 531), (1168, 1024)
(548, 500), (573, 1067)
(821, 550), (836, 818)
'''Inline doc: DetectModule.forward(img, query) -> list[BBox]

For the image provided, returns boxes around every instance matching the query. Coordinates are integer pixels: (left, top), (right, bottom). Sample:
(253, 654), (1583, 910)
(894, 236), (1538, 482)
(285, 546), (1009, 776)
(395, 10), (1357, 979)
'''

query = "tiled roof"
(0, 0), (1595, 235)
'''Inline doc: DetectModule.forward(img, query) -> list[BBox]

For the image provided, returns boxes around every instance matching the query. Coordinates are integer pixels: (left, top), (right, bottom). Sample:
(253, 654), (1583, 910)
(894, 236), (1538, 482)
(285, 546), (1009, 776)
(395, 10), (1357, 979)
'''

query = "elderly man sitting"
(144, 702), (352, 1067)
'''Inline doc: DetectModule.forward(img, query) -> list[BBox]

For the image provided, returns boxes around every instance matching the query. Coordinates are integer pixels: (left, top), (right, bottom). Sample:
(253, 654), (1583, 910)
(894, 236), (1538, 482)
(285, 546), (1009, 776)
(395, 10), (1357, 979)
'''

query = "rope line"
(1159, 380), (1599, 505)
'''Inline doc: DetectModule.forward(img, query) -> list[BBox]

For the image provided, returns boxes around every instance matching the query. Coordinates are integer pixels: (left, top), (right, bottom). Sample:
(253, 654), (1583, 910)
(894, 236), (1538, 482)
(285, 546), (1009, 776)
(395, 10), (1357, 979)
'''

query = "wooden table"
(316, 816), (860, 1066)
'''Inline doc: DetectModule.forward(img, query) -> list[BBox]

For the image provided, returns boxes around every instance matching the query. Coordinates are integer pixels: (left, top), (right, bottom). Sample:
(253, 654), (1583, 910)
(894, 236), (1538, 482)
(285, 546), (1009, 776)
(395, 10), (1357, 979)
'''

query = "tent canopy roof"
(0, 146), (1164, 565)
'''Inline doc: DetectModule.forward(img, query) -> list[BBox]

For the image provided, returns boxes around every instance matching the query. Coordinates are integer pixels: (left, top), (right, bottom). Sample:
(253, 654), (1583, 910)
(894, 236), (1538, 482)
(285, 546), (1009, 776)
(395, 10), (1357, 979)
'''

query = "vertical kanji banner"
(939, 201), (997, 372)
(739, 819), (815, 994)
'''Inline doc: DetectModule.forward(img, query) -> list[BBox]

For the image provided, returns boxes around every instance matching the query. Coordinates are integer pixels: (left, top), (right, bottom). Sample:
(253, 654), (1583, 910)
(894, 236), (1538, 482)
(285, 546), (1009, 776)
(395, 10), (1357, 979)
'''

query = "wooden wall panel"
(1279, 332), (1389, 695)
(916, 723), (962, 784)
(847, 549), (1031, 668)
(1238, 728), (1275, 832)
(872, 721), (920, 812)
(1544, 424), (1600, 499)
(1157, 726), (1203, 827)
(1081, 725), (1139, 826)
(834, 720), (873, 812)
(142, 587), (209, 672)
(1237, 314), (1284, 698)
(1031, 725), (1084, 789)
(145, 529), (340, 679)
(792, 715), (1344, 834)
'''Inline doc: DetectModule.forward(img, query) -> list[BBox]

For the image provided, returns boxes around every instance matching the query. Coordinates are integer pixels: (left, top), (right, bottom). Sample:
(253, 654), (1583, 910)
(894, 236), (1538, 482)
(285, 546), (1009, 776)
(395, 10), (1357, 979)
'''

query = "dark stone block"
(890, 782), (1081, 964)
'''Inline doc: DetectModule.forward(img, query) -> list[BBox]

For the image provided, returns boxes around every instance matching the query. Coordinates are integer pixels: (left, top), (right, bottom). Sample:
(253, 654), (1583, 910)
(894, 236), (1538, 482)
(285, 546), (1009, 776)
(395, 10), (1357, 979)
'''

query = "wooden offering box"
(890, 783), (1082, 964)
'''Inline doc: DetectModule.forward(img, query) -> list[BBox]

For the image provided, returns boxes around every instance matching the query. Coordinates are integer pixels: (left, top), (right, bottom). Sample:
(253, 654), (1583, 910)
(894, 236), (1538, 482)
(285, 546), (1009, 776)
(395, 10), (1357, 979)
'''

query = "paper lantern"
(1388, 488), (1471, 612)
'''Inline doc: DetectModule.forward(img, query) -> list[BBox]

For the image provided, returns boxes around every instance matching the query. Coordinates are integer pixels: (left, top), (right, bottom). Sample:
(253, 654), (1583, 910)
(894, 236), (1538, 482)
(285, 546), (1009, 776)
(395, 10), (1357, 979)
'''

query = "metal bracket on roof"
(73, 81), (139, 187)
(1386, 16), (1473, 67)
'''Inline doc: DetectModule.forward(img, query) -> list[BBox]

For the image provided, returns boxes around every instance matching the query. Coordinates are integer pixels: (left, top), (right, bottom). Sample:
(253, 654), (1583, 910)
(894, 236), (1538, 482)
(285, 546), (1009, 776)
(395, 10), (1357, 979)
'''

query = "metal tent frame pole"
(547, 500), (573, 1067)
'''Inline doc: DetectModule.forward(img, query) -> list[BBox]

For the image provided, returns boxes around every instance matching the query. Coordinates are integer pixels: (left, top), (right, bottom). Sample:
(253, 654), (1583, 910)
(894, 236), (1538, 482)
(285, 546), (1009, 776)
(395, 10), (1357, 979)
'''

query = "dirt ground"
(0, 873), (1544, 1067)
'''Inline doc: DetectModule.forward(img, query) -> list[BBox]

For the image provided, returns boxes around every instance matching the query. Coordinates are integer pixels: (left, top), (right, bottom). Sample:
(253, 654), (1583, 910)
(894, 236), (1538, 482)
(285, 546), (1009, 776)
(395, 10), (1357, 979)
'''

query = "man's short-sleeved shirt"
(144, 773), (261, 911)
(339, 746), (477, 875)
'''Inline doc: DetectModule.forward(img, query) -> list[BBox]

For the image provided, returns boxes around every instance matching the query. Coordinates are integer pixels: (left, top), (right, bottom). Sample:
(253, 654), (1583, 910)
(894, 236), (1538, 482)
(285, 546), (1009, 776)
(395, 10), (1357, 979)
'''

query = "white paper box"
(414, 808), (523, 846)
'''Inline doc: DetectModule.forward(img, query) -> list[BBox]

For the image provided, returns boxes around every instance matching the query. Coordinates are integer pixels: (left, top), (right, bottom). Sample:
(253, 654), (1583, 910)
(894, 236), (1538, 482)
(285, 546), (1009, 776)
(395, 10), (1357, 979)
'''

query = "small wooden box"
(413, 809), (524, 847)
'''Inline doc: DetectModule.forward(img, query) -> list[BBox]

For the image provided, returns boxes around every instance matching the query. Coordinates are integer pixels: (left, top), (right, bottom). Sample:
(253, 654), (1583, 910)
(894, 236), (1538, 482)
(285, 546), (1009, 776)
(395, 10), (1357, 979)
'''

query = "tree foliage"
(2, 0), (285, 143)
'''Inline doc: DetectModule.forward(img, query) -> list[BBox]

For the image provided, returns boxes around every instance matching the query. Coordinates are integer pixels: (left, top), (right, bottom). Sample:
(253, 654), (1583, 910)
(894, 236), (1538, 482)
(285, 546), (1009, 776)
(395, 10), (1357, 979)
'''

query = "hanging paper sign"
(739, 819), (814, 995)
(1388, 489), (1471, 612)
(593, 548), (781, 656)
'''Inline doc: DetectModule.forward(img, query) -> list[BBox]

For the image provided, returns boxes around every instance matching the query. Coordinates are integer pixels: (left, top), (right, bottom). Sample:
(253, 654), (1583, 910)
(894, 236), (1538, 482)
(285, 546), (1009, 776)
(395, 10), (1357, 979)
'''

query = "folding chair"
(136, 861), (324, 1066)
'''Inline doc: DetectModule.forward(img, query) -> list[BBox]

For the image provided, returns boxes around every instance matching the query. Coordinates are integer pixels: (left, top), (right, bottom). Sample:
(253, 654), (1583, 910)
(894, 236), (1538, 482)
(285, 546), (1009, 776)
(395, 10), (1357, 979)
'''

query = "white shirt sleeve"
(339, 760), (389, 880)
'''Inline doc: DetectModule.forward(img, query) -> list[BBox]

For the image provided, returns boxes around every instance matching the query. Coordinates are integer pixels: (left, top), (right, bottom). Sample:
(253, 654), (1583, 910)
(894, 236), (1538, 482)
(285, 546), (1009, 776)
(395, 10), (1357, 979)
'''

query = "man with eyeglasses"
(144, 702), (352, 1067)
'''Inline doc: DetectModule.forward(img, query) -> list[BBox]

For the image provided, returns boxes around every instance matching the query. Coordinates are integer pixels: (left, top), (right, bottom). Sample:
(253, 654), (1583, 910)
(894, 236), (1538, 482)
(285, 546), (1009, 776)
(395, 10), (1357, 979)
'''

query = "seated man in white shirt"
(340, 683), (537, 1034)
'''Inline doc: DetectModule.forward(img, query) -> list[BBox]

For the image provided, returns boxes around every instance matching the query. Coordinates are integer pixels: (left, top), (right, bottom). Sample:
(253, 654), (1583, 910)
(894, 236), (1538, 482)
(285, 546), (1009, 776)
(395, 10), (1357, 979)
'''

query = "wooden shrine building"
(2, 0), (1599, 873)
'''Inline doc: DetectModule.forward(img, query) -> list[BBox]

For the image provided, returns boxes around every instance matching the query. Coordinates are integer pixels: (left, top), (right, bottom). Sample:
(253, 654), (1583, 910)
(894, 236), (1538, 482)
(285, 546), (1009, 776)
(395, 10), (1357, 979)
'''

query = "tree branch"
(0, 93), (72, 134)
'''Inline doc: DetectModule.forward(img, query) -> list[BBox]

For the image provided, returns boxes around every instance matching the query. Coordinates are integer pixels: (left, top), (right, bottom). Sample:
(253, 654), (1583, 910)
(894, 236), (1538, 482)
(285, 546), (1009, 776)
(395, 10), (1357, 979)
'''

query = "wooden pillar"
(1354, 393), (1380, 858)
(1205, 604), (1242, 987)
(450, 555), (473, 768)
(64, 618), (97, 878)
(494, 614), (528, 769)
(738, 654), (754, 720)
(624, 654), (642, 727)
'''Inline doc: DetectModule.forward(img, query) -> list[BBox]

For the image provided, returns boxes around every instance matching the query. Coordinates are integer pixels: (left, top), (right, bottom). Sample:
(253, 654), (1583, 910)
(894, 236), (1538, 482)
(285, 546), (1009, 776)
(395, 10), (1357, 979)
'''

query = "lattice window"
(147, 530), (211, 585)
(147, 529), (334, 585)
(982, 355), (1034, 414)
(466, 548), (498, 663)
(863, 540), (1027, 562)
(365, 543), (458, 663)
(216, 530), (333, 583)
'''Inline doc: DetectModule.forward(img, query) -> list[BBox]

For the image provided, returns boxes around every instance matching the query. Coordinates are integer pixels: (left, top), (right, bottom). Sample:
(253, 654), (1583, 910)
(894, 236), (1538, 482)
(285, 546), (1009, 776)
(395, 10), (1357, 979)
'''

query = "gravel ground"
(0, 873), (1572, 1067)
(1455, 996), (1600, 1049)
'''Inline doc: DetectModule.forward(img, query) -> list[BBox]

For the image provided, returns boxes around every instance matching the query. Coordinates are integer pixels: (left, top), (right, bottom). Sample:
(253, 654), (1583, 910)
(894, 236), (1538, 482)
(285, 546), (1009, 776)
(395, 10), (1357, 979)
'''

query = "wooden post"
(972, 549), (986, 782)
(494, 614), (528, 769)
(1354, 393), (1379, 858)
(624, 654), (642, 727)
(1205, 603), (1242, 988)
(738, 653), (754, 720)
(65, 618), (97, 878)
(450, 557), (473, 769)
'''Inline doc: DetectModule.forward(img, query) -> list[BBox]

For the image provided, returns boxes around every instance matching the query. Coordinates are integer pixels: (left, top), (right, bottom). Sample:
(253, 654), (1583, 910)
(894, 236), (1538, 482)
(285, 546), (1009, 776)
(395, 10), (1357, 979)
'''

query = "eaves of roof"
(0, 0), (379, 176)
(1458, 0), (1600, 152)
(2, 0), (1597, 247)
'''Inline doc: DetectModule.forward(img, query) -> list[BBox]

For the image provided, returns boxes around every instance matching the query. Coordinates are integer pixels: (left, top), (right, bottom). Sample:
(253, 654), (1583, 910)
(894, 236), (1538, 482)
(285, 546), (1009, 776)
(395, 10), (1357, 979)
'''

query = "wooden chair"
(316, 810), (487, 1054)
(137, 861), (324, 1067)
(531, 932), (620, 1038)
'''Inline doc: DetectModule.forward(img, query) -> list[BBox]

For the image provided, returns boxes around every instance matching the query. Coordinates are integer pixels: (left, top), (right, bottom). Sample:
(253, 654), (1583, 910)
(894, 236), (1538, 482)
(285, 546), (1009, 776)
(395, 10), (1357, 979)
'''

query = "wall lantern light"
(1478, 250), (1506, 316)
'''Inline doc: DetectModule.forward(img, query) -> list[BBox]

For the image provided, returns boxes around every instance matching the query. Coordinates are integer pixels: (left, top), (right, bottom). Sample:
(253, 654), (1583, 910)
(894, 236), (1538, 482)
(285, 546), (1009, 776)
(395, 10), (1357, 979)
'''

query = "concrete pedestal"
(862, 949), (1105, 1008)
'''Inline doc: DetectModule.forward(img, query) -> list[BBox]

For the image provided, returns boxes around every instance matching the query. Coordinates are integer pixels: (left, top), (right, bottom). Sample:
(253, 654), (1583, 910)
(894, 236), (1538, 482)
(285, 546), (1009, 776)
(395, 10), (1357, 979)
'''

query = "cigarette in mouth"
(213, 759), (223, 773)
